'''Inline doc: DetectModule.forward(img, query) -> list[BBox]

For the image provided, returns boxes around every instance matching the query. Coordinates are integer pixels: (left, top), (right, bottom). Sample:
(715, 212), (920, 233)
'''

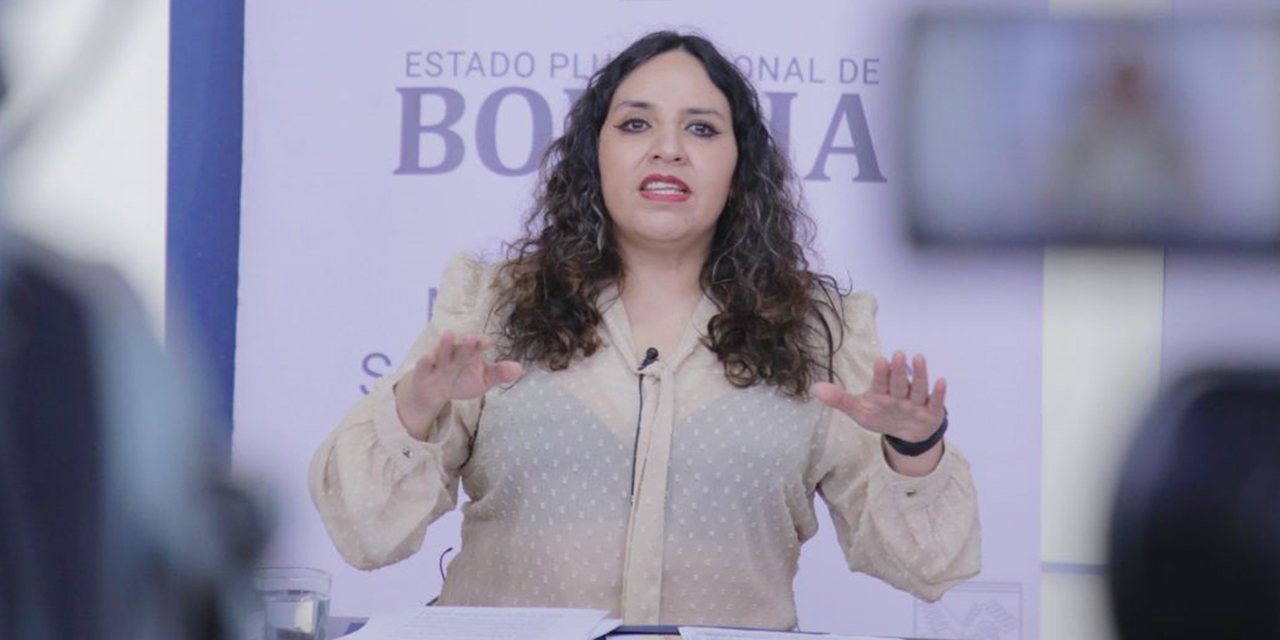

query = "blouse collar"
(597, 282), (719, 374)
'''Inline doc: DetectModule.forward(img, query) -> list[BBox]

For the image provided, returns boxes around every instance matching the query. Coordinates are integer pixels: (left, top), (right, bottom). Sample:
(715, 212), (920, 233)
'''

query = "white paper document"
(341, 606), (617, 640)
(679, 628), (899, 640)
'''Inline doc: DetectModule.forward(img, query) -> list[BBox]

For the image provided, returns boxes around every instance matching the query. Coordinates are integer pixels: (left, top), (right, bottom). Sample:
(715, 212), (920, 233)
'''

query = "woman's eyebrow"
(613, 99), (654, 113)
(611, 100), (727, 120)
(685, 107), (727, 120)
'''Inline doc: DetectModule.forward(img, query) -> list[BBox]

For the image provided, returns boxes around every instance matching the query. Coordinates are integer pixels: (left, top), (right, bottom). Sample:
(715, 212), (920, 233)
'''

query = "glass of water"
(251, 567), (331, 640)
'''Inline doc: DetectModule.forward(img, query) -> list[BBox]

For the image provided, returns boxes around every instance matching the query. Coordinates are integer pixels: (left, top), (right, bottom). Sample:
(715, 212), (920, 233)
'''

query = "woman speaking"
(310, 31), (979, 630)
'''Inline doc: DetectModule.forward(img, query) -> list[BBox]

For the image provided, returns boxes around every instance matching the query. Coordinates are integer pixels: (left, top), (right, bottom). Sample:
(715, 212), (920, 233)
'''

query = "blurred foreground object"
(1108, 370), (1280, 639)
(903, 12), (1280, 250)
(0, 233), (265, 639)
(1, 0), (266, 636)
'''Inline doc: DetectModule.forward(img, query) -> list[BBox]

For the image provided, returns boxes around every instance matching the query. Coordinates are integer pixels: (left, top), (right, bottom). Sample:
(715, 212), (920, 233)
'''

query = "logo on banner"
(394, 50), (886, 183)
(914, 581), (1022, 640)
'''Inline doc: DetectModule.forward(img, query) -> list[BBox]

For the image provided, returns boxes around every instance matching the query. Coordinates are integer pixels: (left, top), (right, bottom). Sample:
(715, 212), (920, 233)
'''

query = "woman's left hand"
(813, 350), (946, 442)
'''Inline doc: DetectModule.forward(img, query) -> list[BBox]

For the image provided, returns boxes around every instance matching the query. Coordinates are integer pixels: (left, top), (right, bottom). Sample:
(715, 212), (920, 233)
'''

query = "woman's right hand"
(393, 330), (524, 441)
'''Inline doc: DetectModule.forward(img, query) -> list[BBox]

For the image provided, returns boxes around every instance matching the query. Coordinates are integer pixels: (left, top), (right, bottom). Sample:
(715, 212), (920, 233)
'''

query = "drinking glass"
(251, 567), (331, 640)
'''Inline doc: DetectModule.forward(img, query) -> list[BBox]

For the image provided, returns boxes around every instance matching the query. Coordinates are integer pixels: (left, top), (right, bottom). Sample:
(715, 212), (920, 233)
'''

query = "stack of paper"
(679, 629), (899, 640)
(337, 607), (906, 640)
(339, 606), (620, 640)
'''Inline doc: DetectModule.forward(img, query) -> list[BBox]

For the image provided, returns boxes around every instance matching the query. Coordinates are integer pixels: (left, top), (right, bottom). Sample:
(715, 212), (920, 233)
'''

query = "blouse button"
(905, 489), (917, 497)
(402, 448), (414, 459)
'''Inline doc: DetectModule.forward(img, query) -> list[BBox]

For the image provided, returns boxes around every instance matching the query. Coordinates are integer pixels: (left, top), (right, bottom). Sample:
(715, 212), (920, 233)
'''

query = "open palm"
(813, 350), (946, 442)
(394, 330), (523, 440)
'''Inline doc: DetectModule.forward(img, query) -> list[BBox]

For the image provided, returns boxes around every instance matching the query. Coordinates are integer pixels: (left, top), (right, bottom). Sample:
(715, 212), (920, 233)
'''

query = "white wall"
(0, 0), (1178, 638)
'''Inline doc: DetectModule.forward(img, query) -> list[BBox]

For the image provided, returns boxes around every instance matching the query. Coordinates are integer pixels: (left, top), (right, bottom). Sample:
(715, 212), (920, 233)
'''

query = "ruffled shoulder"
(431, 252), (502, 336)
(828, 290), (882, 395)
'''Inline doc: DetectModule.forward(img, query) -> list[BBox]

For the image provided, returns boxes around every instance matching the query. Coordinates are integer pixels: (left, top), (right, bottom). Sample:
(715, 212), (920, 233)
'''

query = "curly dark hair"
(494, 31), (846, 398)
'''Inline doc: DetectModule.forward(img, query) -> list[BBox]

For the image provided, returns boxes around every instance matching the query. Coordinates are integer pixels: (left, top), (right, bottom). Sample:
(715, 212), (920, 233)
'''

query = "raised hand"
(813, 350), (946, 445)
(394, 330), (524, 441)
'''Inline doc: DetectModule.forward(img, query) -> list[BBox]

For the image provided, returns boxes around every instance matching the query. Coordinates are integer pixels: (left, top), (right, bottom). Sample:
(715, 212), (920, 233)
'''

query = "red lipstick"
(639, 174), (691, 202)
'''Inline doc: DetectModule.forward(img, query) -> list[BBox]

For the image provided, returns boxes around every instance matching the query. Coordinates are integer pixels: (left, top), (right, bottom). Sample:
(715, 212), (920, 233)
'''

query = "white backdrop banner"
(237, 2), (1042, 638)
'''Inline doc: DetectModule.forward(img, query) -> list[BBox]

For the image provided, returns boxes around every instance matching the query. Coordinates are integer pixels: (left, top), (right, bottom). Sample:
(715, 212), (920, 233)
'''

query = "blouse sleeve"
(308, 253), (496, 570)
(810, 292), (981, 601)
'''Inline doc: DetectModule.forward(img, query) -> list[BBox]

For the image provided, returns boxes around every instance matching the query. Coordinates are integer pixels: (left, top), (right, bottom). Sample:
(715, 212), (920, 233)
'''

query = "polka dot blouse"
(309, 254), (980, 630)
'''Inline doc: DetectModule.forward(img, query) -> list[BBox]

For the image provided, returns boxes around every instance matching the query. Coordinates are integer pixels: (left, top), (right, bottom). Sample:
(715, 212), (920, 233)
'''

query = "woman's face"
(598, 50), (738, 259)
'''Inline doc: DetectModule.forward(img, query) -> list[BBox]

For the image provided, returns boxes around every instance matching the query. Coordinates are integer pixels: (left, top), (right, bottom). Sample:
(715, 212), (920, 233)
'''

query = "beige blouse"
(309, 254), (980, 630)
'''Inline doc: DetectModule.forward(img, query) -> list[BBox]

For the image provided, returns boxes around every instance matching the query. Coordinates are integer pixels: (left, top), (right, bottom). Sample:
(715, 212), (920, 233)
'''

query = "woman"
(310, 31), (979, 630)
